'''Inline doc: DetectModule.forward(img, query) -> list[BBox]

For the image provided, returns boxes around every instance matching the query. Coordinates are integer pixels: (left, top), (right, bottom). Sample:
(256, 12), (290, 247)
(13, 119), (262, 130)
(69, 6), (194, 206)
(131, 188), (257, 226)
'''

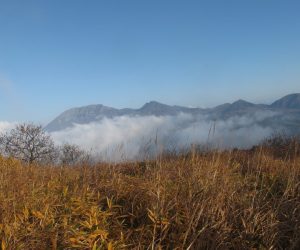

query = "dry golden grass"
(0, 145), (300, 249)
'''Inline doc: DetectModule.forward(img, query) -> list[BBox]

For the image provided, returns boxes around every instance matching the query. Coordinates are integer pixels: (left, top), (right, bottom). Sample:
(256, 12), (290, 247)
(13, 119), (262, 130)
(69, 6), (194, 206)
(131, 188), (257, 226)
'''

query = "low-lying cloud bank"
(0, 112), (277, 161)
(50, 111), (276, 161)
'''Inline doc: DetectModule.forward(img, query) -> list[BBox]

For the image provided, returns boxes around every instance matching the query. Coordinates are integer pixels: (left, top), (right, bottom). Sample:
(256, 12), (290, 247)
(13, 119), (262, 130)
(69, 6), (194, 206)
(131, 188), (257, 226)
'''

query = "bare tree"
(0, 123), (55, 164)
(59, 143), (90, 166)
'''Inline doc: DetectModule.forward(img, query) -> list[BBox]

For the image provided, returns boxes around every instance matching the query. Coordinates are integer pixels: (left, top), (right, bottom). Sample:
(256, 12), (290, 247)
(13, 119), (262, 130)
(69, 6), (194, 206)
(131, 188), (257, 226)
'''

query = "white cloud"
(0, 121), (16, 134)
(51, 111), (276, 161)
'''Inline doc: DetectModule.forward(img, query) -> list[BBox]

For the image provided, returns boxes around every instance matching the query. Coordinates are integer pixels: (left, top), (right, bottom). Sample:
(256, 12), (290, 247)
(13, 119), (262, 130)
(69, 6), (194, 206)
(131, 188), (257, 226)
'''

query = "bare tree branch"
(0, 123), (56, 164)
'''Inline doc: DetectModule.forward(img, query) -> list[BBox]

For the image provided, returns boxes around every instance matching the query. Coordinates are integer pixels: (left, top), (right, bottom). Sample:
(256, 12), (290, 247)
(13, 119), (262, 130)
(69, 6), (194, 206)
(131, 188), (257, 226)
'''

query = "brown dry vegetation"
(0, 143), (300, 249)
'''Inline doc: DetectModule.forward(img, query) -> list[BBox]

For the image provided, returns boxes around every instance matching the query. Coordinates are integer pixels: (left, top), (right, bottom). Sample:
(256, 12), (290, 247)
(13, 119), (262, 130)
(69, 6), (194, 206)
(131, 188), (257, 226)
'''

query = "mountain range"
(46, 93), (300, 134)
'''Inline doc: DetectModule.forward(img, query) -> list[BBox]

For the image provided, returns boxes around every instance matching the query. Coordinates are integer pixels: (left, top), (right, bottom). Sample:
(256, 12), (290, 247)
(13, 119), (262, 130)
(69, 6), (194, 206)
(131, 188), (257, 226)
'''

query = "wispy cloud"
(0, 74), (13, 94)
(0, 73), (26, 121)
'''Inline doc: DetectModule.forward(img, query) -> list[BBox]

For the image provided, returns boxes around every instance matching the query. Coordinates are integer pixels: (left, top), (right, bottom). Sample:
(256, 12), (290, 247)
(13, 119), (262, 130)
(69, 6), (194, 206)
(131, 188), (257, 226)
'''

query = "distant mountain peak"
(141, 101), (169, 108)
(231, 99), (254, 106)
(271, 93), (300, 109)
(138, 101), (181, 116)
(147, 100), (161, 104)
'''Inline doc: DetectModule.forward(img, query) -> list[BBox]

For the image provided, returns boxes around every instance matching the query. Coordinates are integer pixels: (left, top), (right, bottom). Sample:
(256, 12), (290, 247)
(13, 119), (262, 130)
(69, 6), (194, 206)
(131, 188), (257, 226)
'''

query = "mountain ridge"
(46, 93), (300, 132)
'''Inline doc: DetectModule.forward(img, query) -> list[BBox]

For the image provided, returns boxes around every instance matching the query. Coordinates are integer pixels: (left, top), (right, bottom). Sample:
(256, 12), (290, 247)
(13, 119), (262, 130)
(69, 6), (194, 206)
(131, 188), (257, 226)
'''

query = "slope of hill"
(271, 93), (300, 109)
(46, 101), (204, 131)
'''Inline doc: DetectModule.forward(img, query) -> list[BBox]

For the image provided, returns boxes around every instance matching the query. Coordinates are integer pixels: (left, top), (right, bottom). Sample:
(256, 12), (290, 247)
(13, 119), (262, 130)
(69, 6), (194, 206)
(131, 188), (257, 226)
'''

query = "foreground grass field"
(0, 143), (300, 249)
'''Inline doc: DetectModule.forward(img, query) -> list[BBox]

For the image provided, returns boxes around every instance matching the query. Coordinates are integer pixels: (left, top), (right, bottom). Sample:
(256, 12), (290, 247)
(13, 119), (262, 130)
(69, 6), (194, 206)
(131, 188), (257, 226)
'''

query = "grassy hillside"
(0, 143), (300, 249)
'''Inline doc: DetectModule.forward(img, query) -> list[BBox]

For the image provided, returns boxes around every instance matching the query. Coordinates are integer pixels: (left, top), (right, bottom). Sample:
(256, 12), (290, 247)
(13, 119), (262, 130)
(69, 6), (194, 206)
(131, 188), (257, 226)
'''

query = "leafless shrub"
(259, 132), (300, 159)
(0, 123), (56, 164)
(59, 143), (91, 166)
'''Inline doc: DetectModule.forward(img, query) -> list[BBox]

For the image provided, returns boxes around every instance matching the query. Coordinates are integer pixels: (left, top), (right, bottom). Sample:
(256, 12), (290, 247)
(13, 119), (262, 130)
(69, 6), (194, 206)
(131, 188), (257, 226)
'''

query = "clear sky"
(0, 0), (300, 123)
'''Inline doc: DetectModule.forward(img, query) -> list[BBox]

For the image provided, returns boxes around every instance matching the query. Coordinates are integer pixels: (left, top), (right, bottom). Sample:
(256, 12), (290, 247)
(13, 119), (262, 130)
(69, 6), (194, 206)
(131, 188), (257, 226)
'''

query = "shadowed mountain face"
(45, 94), (300, 134)
(271, 93), (300, 109)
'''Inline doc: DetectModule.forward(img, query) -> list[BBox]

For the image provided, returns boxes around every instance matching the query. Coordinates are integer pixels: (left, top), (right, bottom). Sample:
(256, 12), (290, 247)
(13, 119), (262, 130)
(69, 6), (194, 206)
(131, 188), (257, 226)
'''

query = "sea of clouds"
(51, 112), (275, 161)
(0, 111), (276, 161)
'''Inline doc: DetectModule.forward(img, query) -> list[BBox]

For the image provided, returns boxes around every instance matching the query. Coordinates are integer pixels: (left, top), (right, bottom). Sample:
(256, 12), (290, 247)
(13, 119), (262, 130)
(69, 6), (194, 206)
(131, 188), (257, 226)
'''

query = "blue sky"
(0, 0), (299, 123)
